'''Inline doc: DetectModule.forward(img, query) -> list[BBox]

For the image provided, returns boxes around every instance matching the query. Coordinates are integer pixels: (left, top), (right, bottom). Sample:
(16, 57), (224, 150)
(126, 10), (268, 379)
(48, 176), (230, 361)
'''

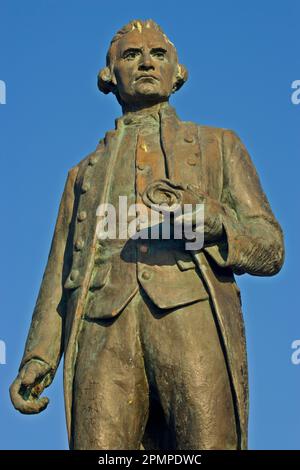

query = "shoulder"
(179, 121), (248, 166)
(180, 120), (236, 143)
(67, 137), (106, 184)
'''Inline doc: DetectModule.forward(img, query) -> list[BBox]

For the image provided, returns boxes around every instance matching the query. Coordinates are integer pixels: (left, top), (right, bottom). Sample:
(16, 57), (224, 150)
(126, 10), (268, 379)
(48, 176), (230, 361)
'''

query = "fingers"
(9, 361), (52, 414)
(10, 377), (50, 414)
(9, 377), (22, 407)
(21, 369), (38, 387)
(149, 203), (178, 213)
(20, 360), (51, 385)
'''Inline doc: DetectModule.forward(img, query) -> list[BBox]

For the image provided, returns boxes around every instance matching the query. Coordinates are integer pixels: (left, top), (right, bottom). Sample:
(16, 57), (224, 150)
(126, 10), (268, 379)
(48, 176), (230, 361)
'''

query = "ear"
(172, 63), (188, 93)
(97, 66), (117, 94)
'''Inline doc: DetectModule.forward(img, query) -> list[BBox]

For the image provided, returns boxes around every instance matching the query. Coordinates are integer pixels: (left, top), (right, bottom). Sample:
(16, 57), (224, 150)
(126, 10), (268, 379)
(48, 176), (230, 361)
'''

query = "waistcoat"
(83, 103), (209, 319)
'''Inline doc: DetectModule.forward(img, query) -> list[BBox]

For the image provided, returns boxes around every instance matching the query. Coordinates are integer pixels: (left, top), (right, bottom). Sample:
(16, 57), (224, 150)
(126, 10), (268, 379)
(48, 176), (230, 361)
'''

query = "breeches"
(71, 288), (237, 450)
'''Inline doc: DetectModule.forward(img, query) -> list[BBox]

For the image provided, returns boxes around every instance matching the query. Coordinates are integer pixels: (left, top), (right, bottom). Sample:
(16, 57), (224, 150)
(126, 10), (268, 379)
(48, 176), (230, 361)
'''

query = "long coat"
(19, 105), (284, 450)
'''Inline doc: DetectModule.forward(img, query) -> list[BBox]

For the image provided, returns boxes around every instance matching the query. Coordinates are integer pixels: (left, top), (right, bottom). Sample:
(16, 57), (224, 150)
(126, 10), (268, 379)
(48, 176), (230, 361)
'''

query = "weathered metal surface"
(10, 19), (284, 450)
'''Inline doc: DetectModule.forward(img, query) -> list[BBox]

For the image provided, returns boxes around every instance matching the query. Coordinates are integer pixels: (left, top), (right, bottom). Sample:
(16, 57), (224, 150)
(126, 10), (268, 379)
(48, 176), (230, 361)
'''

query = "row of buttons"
(137, 133), (198, 166)
(70, 131), (197, 277)
(138, 151), (198, 167)
(68, 266), (180, 288)
(72, 153), (100, 260)
(75, 150), (102, 250)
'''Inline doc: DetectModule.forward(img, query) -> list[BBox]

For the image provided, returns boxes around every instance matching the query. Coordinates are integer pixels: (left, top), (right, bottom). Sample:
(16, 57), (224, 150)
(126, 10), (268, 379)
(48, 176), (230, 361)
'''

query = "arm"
(204, 130), (284, 276)
(10, 166), (78, 413)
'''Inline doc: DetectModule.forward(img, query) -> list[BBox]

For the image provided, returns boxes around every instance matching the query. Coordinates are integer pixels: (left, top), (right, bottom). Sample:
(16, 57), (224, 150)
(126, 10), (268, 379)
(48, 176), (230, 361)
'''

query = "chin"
(136, 90), (164, 102)
(135, 83), (161, 96)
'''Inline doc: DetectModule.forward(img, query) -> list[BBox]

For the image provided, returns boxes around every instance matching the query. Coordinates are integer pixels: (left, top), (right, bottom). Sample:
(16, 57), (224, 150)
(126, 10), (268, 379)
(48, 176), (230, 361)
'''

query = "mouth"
(135, 75), (159, 82)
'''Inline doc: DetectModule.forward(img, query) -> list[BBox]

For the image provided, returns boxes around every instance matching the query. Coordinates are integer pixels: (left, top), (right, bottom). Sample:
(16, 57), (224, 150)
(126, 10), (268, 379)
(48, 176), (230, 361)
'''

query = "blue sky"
(0, 0), (299, 449)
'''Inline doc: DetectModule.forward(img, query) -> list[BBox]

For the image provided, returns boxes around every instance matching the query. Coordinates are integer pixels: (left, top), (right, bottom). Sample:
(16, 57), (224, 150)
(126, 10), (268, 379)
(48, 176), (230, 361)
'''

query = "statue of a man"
(10, 19), (284, 450)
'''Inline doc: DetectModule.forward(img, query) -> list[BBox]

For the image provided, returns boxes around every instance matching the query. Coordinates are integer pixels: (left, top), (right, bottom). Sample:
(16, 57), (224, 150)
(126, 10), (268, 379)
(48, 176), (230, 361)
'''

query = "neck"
(121, 98), (169, 115)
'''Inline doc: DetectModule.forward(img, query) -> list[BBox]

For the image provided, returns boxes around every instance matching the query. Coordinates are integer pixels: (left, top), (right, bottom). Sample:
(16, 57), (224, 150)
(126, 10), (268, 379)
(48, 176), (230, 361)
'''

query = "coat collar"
(114, 101), (180, 130)
(110, 102), (181, 180)
(101, 102), (200, 186)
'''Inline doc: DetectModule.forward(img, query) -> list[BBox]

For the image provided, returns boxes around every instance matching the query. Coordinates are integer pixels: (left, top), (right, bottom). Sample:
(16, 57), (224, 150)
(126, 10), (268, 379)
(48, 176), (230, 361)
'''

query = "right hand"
(142, 179), (224, 243)
(10, 359), (53, 414)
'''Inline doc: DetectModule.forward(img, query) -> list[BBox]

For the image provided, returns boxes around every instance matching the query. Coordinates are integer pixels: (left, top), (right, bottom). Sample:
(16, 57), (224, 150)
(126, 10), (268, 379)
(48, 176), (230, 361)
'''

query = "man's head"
(98, 19), (188, 108)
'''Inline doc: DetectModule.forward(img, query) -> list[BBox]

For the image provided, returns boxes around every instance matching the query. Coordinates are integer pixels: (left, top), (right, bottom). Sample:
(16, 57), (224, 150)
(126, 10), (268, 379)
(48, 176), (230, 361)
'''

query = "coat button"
(88, 155), (98, 166)
(184, 136), (194, 143)
(139, 244), (149, 254)
(187, 157), (197, 166)
(124, 117), (133, 125)
(81, 181), (90, 193)
(141, 270), (151, 280)
(137, 163), (145, 171)
(75, 238), (84, 251)
(78, 211), (87, 221)
(70, 269), (79, 281)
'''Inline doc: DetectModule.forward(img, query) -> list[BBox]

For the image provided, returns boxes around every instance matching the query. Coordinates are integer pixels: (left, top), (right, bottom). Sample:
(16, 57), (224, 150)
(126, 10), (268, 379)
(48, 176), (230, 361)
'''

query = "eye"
(151, 49), (167, 60)
(123, 50), (140, 60)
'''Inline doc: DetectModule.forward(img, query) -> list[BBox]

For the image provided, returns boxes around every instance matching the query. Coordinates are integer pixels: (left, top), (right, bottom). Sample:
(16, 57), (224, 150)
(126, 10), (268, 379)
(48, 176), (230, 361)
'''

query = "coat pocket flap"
(175, 251), (196, 271)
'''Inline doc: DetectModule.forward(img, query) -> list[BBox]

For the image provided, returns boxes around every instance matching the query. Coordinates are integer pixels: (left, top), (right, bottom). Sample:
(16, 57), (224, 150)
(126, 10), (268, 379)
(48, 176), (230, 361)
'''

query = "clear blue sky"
(0, 0), (299, 450)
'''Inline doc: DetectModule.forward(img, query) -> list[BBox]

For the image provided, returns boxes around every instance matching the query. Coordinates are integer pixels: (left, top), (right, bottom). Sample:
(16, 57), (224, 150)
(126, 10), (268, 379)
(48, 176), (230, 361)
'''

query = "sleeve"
(204, 130), (284, 276)
(19, 166), (78, 373)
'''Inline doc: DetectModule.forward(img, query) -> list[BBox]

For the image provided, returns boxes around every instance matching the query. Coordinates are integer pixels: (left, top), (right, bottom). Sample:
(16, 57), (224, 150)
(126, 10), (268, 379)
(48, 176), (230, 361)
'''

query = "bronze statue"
(10, 19), (284, 450)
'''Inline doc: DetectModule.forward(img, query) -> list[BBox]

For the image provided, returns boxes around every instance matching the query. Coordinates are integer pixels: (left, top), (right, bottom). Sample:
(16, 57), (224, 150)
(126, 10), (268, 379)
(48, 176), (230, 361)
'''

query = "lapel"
(159, 104), (181, 179)
(80, 103), (221, 223)
(160, 105), (223, 200)
(159, 104), (203, 187)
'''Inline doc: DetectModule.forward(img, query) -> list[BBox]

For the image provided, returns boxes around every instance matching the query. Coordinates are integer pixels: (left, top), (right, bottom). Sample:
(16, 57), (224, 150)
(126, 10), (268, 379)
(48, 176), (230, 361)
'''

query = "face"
(110, 28), (178, 106)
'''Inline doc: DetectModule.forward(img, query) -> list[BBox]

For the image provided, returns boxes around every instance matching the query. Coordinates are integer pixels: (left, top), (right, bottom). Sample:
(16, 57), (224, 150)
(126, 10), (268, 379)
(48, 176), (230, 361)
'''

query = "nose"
(138, 51), (155, 71)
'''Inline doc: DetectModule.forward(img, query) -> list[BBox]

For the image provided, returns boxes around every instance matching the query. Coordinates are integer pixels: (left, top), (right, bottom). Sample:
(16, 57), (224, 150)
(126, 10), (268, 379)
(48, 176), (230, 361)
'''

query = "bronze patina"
(10, 19), (284, 450)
